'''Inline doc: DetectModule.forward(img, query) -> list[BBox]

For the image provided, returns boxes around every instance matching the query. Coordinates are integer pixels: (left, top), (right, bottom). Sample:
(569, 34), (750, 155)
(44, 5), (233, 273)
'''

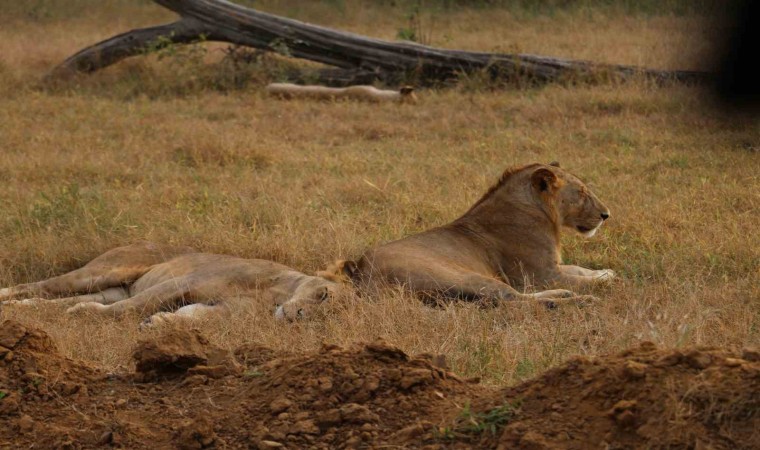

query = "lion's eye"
(297, 308), (304, 318)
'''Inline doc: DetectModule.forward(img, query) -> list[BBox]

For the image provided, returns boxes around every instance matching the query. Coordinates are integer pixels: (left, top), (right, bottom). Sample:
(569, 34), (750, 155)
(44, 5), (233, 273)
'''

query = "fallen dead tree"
(49, 0), (709, 86)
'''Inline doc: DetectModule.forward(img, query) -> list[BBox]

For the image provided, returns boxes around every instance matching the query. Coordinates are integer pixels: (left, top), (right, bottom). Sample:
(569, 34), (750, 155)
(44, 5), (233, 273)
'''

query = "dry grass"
(0, 1), (757, 385)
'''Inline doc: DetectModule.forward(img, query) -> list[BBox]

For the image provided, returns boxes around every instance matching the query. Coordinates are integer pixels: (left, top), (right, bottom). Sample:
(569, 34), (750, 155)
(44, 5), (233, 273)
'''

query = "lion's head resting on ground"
(274, 275), (347, 321)
(531, 161), (610, 237)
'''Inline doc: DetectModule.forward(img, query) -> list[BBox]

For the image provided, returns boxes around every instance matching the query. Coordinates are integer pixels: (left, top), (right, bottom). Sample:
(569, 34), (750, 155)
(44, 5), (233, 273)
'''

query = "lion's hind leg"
(5, 287), (130, 307)
(1, 266), (147, 303)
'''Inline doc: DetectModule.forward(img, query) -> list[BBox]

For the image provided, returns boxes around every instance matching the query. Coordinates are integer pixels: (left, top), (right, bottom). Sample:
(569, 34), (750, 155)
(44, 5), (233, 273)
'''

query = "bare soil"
(1, 319), (757, 449)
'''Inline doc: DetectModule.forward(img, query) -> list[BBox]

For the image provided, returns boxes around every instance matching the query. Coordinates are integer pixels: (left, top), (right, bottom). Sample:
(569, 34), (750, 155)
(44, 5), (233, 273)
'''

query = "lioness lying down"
(0, 242), (341, 325)
(334, 162), (613, 306)
(266, 83), (417, 103)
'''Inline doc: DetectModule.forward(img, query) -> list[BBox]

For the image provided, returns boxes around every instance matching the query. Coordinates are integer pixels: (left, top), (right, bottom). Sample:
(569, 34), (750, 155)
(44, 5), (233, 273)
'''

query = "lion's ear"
(531, 168), (559, 192)
(341, 260), (358, 278)
(549, 161), (560, 167)
(316, 259), (358, 282)
(400, 86), (415, 96)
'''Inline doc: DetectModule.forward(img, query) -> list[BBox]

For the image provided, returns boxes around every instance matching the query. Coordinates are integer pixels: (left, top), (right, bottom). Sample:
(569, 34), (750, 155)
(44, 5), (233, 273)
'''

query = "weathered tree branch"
(49, 19), (209, 79)
(49, 0), (710, 86)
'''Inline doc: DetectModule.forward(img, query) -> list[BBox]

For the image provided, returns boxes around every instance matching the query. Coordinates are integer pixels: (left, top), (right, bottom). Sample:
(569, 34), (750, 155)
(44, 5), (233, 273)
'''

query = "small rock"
(320, 343), (343, 353)
(57, 381), (81, 396)
(344, 436), (362, 448)
(316, 409), (341, 427)
(654, 351), (682, 367)
(685, 351), (712, 370)
(22, 372), (45, 383)
(0, 321), (26, 348)
(175, 417), (216, 450)
(362, 376), (380, 392)
(609, 400), (637, 428)
(431, 354), (449, 370)
(723, 358), (744, 367)
(622, 360), (648, 379)
(365, 341), (409, 361)
(0, 394), (19, 416)
(340, 403), (378, 424)
(741, 348), (759, 362)
(391, 422), (430, 441)
(188, 364), (237, 379)
(181, 374), (208, 387)
(519, 430), (551, 450)
(115, 399), (128, 408)
(291, 419), (320, 435)
(270, 397), (293, 414)
(316, 376), (333, 392)
(18, 414), (35, 433)
(259, 440), (284, 448)
(400, 368), (432, 389)
(293, 411), (311, 421)
(610, 399), (637, 412)
(615, 409), (636, 427)
(97, 431), (113, 446)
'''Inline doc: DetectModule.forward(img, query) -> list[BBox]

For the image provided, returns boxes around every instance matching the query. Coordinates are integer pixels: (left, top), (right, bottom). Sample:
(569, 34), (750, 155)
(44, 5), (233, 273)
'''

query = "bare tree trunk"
(48, 0), (709, 86)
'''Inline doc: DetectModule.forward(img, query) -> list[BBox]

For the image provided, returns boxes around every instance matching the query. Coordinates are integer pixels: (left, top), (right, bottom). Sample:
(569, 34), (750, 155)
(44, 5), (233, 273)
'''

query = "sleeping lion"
(329, 162), (614, 307)
(0, 242), (342, 325)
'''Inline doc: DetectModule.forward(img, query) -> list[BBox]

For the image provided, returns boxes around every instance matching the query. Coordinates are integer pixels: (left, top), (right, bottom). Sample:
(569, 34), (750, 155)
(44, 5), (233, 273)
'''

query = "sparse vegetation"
(455, 401), (519, 436)
(0, 0), (757, 388)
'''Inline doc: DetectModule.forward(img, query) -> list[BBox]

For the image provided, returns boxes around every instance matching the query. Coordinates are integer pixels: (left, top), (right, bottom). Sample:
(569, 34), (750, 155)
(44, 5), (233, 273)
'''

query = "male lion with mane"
(330, 162), (614, 306)
(0, 242), (342, 326)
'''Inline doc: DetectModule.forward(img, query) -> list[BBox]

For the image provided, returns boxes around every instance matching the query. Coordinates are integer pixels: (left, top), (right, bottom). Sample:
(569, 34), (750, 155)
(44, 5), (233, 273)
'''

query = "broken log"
(49, 0), (709, 86)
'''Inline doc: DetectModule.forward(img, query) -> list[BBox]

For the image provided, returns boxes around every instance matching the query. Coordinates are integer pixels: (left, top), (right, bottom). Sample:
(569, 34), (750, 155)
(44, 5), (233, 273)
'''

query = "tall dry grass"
(0, 1), (757, 385)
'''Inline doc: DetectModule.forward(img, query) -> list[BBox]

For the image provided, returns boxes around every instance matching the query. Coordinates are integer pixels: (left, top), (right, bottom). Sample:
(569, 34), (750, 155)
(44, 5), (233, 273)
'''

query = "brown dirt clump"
(132, 327), (241, 382)
(0, 320), (106, 448)
(1, 320), (758, 449)
(219, 341), (480, 449)
(461, 342), (760, 450)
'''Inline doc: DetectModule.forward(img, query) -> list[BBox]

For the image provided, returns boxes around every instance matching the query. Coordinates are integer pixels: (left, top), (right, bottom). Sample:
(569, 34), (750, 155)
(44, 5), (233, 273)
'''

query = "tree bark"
(49, 0), (709, 86)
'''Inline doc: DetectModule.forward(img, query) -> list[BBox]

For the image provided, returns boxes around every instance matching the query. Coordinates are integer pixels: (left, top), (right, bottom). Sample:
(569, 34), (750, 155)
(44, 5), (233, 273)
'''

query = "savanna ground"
(0, 0), (758, 393)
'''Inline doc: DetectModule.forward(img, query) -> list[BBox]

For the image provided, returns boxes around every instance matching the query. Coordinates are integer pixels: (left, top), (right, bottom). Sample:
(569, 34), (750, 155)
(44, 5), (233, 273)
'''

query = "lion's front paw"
(534, 289), (575, 299)
(540, 294), (600, 309)
(594, 269), (616, 282)
(66, 302), (108, 316)
(139, 312), (171, 331)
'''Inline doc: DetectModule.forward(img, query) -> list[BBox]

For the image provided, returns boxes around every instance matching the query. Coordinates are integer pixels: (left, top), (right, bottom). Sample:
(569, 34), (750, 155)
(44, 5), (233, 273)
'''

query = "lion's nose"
(600, 212), (610, 221)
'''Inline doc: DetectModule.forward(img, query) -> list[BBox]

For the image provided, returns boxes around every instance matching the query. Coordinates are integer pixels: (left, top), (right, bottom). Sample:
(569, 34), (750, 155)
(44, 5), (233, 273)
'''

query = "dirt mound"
(218, 341), (479, 448)
(467, 342), (760, 450)
(0, 320), (105, 448)
(1, 321), (758, 449)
